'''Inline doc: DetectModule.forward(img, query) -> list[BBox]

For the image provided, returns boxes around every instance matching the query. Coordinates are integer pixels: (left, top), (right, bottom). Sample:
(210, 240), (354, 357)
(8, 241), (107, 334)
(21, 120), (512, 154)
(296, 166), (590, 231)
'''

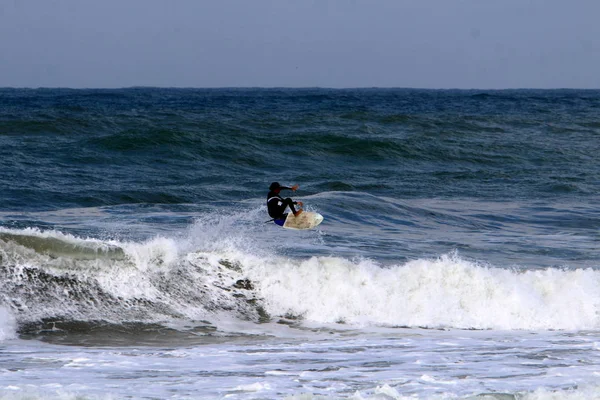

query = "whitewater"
(3, 206), (599, 333)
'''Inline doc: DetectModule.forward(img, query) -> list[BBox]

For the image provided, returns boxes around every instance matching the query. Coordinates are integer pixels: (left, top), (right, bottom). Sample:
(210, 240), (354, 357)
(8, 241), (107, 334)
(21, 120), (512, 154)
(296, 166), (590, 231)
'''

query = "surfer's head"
(269, 182), (281, 191)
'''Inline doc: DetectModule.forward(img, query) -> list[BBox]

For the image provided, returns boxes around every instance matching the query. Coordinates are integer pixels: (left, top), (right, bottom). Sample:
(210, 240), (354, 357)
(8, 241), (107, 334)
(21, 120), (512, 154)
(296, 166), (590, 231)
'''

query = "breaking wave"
(1, 220), (600, 334)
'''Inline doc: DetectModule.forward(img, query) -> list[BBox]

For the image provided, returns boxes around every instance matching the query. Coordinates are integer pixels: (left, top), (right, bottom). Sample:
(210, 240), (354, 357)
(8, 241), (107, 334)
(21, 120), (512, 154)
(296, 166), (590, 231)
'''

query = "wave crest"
(248, 253), (600, 330)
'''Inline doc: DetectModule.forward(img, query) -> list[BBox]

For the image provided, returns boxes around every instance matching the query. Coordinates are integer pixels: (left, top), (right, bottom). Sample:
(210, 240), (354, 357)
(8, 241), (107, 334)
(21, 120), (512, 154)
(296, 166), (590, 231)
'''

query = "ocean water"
(1, 88), (600, 399)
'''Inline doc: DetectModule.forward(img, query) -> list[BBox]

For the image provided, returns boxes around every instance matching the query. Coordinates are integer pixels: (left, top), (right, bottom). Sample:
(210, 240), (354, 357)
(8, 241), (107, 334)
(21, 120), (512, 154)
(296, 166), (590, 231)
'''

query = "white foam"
(0, 226), (116, 250)
(0, 306), (17, 341)
(287, 385), (600, 400)
(233, 382), (272, 392)
(0, 389), (116, 400)
(247, 253), (600, 330)
(522, 385), (600, 400)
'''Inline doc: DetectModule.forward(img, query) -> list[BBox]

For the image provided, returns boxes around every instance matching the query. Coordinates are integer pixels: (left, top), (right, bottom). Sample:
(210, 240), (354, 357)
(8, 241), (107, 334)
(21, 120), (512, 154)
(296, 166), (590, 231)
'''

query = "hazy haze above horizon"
(1, 0), (599, 89)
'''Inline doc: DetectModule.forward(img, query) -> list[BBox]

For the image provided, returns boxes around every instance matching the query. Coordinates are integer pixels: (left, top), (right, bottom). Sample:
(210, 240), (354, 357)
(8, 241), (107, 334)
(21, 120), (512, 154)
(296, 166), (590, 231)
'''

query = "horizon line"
(1, 85), (600, 91)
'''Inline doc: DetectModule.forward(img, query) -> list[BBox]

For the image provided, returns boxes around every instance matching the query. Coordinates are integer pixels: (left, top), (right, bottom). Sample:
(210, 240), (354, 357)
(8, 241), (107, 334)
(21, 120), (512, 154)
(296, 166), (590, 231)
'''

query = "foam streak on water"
(2, 329), (600, 399)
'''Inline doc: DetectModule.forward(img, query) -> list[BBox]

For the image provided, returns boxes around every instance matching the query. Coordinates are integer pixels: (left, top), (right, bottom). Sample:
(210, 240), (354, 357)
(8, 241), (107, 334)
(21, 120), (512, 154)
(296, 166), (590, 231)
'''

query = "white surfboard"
(283, 211), (324, 230)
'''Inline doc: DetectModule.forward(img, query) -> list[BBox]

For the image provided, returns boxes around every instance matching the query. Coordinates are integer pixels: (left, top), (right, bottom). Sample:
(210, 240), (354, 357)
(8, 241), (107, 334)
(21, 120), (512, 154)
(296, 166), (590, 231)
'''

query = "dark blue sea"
(1, 88), (600, 399)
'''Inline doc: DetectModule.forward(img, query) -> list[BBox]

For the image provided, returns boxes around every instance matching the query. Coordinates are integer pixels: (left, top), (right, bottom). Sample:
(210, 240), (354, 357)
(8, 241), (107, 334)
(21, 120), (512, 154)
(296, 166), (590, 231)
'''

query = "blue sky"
(1, 0), (599, 88)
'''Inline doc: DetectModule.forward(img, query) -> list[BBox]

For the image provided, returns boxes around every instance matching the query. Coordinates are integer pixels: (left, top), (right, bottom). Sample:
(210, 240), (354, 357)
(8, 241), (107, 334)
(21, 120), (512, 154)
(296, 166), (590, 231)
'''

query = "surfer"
(267, 182), (303, 223)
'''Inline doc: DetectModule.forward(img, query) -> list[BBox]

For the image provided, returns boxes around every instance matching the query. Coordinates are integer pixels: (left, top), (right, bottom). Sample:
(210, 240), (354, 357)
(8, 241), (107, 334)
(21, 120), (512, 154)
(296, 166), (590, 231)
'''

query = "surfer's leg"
(283, 198), (302, 216)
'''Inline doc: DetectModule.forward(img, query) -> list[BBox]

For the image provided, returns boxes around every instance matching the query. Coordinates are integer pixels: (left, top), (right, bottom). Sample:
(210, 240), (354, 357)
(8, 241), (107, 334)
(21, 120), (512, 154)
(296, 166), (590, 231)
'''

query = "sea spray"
(0, 306), (17, 341)
(0, 226), (266, 329)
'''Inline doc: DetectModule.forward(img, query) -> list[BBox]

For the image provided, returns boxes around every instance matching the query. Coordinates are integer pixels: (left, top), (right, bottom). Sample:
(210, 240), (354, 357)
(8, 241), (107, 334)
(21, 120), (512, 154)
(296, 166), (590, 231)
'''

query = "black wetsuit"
(267, 188), (299, 220)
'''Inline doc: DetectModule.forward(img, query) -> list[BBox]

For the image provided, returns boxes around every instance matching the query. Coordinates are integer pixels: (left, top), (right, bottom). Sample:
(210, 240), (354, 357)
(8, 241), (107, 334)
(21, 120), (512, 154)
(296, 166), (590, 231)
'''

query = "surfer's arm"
(281, 184), (299, 191)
